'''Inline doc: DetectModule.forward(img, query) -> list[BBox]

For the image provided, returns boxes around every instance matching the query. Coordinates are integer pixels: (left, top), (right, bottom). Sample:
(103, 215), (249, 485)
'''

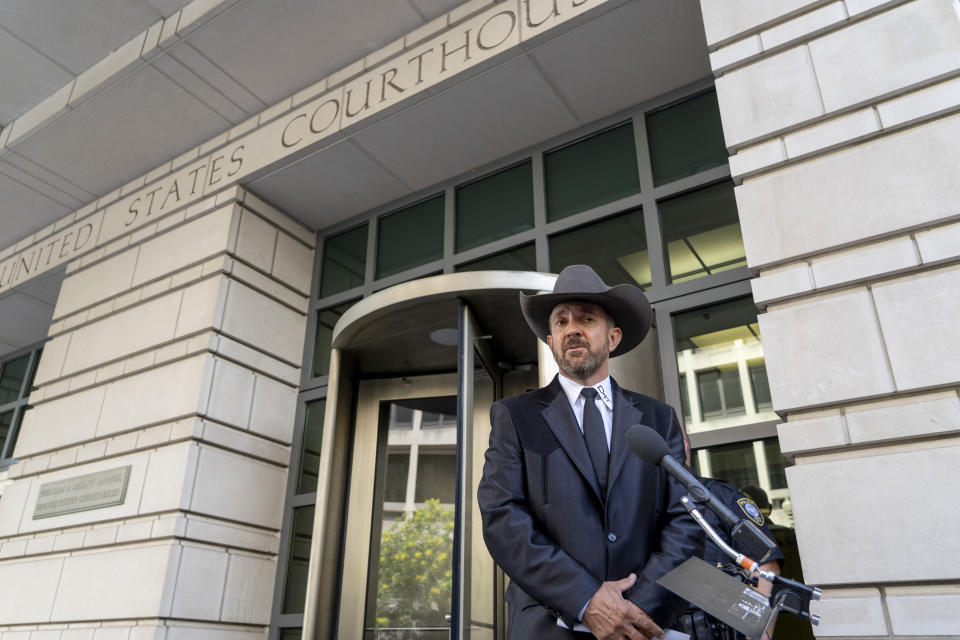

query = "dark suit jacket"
(477, 375), (701, 637)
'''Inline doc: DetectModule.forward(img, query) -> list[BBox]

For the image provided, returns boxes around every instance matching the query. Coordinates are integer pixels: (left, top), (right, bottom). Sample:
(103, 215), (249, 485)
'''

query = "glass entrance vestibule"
(293, 271), (659, 639)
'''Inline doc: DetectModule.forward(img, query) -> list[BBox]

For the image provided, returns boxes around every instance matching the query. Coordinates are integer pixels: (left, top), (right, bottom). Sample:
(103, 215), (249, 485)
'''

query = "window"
(455, 242), (536, 272)
(545, 122), (640, 221)
(455, 162), (534, 252)
(673, 298), (774, 432)
(376, 195), (444, 279)
(0, 346), (42, 466)
(312, 301), (356, 377)
(0, 353), (30, 405)
(659, 181), (744, 284)
(296, 399), (325, 494)
(281, 506), (316, 615)
(549, 208), (650, 289)
(319, 225), (367, 297)
(646, 89), (728, 186)
(692, 437), (794, 531)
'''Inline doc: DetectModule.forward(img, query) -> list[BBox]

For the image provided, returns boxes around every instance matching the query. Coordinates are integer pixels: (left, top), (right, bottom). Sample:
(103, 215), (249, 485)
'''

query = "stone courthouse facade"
(0, 0), (958, 638)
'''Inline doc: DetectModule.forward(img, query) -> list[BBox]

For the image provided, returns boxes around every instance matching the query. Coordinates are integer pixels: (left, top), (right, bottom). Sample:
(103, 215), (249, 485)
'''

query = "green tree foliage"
(375, 499), (455, 632)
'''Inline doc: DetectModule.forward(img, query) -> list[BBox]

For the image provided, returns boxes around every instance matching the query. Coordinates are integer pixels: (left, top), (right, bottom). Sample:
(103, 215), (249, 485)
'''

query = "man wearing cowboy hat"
(478, 265), (700, 640)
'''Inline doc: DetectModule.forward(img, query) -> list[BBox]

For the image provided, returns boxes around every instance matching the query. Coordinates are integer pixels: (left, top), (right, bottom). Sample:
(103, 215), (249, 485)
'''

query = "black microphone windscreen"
(626, 424), (670, 465)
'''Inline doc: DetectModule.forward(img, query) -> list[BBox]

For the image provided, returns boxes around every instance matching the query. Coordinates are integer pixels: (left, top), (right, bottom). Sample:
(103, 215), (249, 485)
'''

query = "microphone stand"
(680, 495), (823, 635)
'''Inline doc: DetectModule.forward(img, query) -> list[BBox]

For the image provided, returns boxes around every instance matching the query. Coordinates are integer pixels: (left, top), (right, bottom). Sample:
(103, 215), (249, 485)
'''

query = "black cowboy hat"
(519, 264), (652, 357)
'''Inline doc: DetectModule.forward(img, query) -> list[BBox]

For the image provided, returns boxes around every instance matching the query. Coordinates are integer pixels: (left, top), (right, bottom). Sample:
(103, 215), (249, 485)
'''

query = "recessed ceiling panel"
(248, 140), (411, 231)
(0, 30), (73, 124)
(144, 0), (194, 16)
(530, 0), (711, 123)
(0, 170), (72, 250)
(354, 54), (579, 193)
(14, 65), (229, 196)
(185, 0), (426, 104)
(16, 268), (64, 306)
(408, 0), (468, 21)
(0, 0), (162, 75)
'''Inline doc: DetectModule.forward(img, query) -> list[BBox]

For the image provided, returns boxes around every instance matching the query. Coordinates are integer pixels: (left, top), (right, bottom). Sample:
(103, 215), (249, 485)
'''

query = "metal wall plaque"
(33, 465), (132, 519)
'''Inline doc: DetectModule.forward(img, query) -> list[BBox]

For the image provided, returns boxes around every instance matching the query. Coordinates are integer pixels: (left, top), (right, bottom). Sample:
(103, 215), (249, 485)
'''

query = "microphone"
(626, 424), (776, 563)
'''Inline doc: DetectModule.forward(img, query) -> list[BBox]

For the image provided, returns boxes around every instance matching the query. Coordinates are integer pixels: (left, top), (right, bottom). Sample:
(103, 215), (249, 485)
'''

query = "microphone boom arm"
(680, 495), (822, 626)
(680, 496), (767, 576)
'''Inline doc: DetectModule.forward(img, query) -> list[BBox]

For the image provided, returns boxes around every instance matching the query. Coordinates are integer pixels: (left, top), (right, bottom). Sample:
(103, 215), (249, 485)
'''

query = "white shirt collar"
(557, 373), (614, 411)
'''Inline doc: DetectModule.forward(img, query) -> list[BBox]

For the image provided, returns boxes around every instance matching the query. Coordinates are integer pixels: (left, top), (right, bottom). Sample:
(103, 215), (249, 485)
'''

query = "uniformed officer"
(680, 433), (784, 640)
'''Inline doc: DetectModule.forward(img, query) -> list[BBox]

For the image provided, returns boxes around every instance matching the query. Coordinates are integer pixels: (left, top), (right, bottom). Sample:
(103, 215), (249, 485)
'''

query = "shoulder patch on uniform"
(737, 497), (764, 526)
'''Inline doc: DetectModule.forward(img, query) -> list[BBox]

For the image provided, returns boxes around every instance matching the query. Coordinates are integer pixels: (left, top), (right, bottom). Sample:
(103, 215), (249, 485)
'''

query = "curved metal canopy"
(331, 270), (557, 377)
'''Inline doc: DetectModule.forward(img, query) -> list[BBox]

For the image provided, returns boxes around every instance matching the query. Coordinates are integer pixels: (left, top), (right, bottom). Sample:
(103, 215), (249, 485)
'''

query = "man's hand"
(582, 573), (664, 640)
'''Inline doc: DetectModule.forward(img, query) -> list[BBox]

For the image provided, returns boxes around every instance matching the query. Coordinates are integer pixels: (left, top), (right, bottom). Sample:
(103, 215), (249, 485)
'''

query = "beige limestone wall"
(700, 0), (960, 635)
(0, 188), (314, 639)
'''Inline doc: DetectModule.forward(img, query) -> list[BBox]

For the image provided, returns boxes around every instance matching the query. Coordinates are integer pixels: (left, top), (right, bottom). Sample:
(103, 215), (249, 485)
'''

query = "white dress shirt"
(556, 373), (614, 451)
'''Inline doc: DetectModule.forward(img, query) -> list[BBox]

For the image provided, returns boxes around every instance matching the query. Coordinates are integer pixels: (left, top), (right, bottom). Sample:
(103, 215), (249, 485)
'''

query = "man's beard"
(553, 337), (610, 381)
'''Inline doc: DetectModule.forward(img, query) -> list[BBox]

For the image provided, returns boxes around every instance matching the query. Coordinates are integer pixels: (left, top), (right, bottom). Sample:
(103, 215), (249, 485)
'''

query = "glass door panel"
(365, 396), (458, 640)
(338, 374), (460, 640)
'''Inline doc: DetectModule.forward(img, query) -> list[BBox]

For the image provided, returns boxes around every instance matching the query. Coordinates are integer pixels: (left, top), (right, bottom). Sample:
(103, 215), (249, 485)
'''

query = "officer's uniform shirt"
(699, 477), (785, 568)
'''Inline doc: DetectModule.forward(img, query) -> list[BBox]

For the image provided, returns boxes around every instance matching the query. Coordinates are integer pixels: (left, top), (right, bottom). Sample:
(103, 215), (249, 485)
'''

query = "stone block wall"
(700, 0), (960, 635)
(0, 188), (313, 639)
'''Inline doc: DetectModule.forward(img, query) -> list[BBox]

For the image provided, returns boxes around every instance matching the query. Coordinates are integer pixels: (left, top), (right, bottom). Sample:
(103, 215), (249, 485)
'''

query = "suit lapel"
(607, 378), (644, 502)
(539, 377), (602, 502)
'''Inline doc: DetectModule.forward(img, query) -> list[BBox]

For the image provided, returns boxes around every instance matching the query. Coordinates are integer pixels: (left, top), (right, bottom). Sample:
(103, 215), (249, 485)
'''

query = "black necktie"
(580, 387), (608, 495)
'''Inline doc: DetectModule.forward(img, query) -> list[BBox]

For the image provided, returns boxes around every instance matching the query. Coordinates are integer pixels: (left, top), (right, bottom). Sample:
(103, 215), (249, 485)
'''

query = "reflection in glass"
(282, 506), (316, 614)
(646, 90), (728, 186)
(0, 354), (29, 405)
(312, 301), (356, 377)
(390, 404), (414, 429)
(749, 360), (773, 412)
(697, 366), (745, 419)
(692, 438), (793, 529)
(659, 181), (745, 284)
(456, 162), (534, 252)
(545, 122), (640, 222)
(549, 208), (650, 289)
(674, 298), (775, 432)
(764, 439), (789, 492)
(456, 243), (536, 273)
(415, 453), (456, 503)
(320, 225), (368, 298)
(280, 629), (302, 640)
(384, 453), (410, 503)
(420, 410), (455, 429)
(698, 440), (759, 489)
(678, 373), (691, 422)
(366, 399), (457, 639)
(297, 399), (325, 494)
(376, 196), (444, 279)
